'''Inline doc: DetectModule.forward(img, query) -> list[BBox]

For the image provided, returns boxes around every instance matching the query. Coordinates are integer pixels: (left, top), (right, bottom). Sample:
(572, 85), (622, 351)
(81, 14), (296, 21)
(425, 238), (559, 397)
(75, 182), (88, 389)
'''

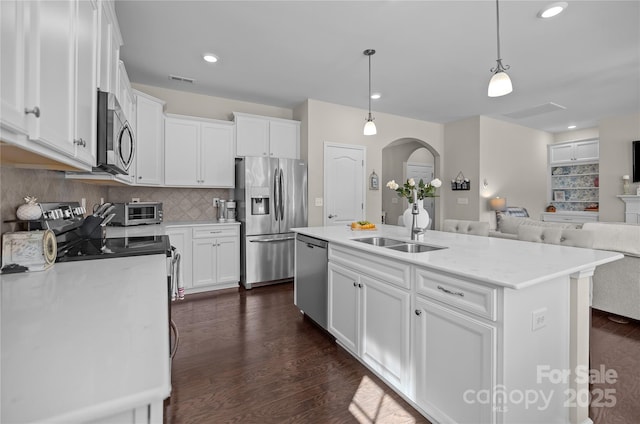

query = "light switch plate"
(457, 197), (469, 205)
(532, 308), (547, 331)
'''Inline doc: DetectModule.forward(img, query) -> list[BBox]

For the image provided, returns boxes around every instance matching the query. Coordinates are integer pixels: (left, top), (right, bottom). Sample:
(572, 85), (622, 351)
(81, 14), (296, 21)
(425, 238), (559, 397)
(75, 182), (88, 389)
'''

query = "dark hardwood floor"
(166, 283), (429, 424)
(589, 309), (640, 424)
(166, 283), (640, 424)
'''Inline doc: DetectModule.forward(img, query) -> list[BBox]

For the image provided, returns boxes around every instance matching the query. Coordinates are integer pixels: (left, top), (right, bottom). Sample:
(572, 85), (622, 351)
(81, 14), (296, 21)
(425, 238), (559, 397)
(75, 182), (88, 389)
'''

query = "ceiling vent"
(169, 74), (195, 84)
(504, 102), (566, 119)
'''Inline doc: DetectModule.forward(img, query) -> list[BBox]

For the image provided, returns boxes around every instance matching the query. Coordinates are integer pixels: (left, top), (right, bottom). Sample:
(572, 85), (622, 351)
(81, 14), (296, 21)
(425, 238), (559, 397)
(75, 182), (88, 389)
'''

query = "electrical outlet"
(391, 198), (398, 204)
(213, 198), (220, 207)
(457, 197), (469, 205)
(315, 198), (323, 207)
(532, 308), (548, 331)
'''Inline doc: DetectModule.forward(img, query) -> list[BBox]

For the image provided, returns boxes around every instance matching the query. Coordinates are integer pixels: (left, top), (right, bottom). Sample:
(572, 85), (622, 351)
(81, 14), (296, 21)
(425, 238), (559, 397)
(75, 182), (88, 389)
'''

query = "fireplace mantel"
(617, 195), (640, 223)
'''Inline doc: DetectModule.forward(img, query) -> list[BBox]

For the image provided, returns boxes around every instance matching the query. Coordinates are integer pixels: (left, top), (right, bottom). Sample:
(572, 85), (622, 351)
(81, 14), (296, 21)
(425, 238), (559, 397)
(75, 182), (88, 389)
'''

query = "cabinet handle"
(210, 231), (222, 234)
(73, 138), (86, 147)
(25, 106), (41, 118)
(437, 285), (465, 297)
(353, 282), (357, 287)
(358, 283), (363, 288)
(328, 214), (337, 219)
(138, 176), (143, 179)
(415, 309), (422, 316)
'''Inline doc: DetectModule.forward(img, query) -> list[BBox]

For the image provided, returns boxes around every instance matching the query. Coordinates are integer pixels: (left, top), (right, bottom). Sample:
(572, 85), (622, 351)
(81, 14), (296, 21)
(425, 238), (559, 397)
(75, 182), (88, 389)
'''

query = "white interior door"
(324, 143), (365, 226)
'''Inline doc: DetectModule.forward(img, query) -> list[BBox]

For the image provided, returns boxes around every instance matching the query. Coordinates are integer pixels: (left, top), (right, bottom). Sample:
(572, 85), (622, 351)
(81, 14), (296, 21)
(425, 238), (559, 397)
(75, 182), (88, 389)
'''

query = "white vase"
(403, 199), (430, 230)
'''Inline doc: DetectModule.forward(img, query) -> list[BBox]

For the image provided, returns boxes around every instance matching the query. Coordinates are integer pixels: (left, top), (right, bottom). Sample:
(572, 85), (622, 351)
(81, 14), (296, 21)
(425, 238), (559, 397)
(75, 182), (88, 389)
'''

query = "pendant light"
(488, 0), (513, 97)
(363, 49), (377, 135)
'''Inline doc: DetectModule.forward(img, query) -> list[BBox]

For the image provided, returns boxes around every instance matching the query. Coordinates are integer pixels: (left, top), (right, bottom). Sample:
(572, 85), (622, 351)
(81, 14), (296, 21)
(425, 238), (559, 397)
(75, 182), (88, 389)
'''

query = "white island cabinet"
(294, 225), (622, 424)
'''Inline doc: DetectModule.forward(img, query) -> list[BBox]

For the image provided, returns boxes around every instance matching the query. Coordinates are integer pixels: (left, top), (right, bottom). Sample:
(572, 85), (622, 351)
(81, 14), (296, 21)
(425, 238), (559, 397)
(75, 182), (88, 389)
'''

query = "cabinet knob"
(138, 176), (143, 179)
(24, 106), (41, 118)
(73, 138), (86, 147)
(415, 309), (422, 316)
(353, 282), (357, 287)
(358, 283), (363, 288)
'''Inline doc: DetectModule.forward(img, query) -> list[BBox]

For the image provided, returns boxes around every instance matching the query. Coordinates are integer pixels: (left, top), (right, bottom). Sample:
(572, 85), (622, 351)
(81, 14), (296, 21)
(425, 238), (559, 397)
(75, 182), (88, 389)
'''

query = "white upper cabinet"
(549, 139), (599, 164)
(97, 0), (121, 94)
(134, 90), (165, 185)
(0, 0), (99, 169)
(164, 114), (234, 187)
(25, 0), (76, 156)
(73, 0), (98, 167)
(1, 0), (28, 137)
(234, 112), (299, 159)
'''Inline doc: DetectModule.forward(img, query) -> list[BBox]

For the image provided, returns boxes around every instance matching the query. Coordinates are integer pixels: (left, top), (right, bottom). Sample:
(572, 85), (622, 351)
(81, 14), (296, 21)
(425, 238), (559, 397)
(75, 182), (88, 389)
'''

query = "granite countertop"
(1, 254), (171, 423)
(293, 224), (622, 290)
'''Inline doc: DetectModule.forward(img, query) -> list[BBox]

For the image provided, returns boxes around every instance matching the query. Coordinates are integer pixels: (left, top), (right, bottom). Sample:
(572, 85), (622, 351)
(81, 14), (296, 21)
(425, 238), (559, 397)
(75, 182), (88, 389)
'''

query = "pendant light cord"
(495, 0), (501, 61)
(368, 53), (372, 118)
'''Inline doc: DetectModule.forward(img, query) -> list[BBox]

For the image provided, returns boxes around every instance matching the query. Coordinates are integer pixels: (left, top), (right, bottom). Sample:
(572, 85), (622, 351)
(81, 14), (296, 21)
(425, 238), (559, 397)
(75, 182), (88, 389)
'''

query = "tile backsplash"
(1, 166), (233, 234)
(108, 186), (232, 221)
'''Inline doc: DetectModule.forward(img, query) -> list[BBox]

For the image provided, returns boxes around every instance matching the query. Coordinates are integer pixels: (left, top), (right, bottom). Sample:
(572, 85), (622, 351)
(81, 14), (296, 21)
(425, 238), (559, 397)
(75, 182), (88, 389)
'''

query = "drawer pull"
(437, 285), (464, 297)
(210, 231), (222, 234)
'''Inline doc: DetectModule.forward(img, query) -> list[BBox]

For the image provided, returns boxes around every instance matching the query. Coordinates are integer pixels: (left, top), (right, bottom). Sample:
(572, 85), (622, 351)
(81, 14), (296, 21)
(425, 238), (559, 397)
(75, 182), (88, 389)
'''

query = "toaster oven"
(110, 202), (163, 226)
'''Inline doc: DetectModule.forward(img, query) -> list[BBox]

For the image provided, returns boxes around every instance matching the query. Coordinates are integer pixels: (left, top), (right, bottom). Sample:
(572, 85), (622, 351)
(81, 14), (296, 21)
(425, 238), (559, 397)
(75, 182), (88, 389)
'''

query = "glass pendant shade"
(488, 70), (513, 97)
(363, 118), (377, 135)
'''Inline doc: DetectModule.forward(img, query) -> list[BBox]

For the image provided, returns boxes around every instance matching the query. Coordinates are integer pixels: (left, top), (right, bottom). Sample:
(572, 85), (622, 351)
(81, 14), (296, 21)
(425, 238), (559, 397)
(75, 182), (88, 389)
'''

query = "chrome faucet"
(410, 190), (424, 241)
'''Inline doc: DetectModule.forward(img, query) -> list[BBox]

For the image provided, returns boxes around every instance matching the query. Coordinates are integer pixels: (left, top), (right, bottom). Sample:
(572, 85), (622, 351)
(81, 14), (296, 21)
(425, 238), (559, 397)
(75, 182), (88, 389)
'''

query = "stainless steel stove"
(23, 202), (170, 262)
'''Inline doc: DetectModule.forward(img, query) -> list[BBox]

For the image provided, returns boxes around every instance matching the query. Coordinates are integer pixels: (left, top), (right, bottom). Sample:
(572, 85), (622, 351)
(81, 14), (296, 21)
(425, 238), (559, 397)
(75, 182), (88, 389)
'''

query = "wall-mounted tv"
(634, 141), (640, 183)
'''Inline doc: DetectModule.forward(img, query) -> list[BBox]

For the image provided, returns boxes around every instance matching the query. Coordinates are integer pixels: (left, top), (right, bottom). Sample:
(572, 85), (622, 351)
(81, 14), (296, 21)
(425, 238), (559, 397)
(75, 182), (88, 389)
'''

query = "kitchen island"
(1, 254), (171, 423)
(294, 225), (622, 424)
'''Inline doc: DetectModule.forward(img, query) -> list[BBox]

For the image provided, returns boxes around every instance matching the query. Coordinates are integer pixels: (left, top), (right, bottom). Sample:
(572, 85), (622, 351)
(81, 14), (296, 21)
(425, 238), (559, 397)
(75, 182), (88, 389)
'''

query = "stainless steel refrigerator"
(235, 157), (308, 289)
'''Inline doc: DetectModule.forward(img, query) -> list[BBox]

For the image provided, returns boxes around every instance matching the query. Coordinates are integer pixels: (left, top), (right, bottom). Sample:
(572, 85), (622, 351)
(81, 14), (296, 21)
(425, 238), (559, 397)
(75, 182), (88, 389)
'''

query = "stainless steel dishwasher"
(294, 234), (328, 329)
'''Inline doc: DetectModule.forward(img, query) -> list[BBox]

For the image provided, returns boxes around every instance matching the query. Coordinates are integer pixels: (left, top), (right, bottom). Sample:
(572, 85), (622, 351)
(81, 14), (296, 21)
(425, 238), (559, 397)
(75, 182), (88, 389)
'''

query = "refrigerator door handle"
(273, 167), (280, 221)
(279, 168), (285, 220)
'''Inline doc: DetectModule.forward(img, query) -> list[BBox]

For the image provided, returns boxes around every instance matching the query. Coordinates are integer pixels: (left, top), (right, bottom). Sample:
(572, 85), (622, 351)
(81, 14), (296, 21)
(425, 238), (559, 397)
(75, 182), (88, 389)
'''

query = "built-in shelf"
(549, 163), (599, 212)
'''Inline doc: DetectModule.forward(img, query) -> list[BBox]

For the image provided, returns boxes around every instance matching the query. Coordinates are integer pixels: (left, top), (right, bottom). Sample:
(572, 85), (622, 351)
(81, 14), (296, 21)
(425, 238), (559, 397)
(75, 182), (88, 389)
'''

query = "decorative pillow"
(517, 226), (563, 244)
(497, 215), (531, 235)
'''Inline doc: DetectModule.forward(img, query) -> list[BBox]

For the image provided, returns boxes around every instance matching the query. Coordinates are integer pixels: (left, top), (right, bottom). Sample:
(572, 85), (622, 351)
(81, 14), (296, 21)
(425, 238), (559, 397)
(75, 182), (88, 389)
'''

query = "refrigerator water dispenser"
(251, 197), (269, 215)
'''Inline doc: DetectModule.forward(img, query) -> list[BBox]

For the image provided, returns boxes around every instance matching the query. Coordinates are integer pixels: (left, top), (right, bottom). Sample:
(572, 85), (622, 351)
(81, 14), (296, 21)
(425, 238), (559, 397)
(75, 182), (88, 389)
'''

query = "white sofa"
(450, 210), (640, 322)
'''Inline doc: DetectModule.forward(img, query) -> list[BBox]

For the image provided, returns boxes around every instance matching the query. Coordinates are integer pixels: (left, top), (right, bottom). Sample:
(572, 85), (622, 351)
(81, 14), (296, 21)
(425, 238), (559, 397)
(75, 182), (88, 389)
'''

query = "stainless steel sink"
(353, 237), (447, 253)
(385, 243), (447, 253)
(353, 237), (406, 247)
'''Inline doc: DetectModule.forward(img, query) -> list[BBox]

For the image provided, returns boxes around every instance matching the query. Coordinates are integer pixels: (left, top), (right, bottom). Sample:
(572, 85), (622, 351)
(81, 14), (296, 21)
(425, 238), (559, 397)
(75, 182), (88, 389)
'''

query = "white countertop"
(294, 225), (623, 290)
(1, 254), (171, 423)
(105, 220), (240, 238)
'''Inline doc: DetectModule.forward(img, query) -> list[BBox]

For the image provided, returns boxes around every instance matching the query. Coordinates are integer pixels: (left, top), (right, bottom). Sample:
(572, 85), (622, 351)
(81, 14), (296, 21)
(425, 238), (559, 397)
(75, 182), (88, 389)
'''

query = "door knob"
(25, 106), (41, 118)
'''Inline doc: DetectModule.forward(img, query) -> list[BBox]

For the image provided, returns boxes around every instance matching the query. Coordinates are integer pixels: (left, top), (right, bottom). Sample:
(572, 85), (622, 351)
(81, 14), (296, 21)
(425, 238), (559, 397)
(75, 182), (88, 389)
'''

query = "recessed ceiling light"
(568, 125), (577, 129)
(370, 93), (381, 100)
(203, 54), (218, 63)
(538, 2), (568, 19)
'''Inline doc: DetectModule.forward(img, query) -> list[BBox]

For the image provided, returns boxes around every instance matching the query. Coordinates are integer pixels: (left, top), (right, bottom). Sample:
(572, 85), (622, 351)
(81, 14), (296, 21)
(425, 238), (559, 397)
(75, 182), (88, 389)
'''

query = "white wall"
(296, 99), (444, 226)
(443, 116), (551, 227)
(443, 116), (481, 222)
(132, 83), (293, 121)
(553, 127), (599, 143)
(598, 112), (640, 222)
(479, 116), (551, 225)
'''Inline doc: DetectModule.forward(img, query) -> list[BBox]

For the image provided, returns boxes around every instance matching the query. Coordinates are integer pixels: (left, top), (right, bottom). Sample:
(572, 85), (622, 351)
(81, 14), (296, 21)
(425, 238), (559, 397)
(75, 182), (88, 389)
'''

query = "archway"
(381, 138), (441, 228)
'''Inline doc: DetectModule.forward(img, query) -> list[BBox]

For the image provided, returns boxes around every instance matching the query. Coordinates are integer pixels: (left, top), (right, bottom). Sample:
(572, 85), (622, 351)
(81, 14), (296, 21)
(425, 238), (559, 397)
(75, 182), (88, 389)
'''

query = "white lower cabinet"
(166, 224), (239, 293)
(87, 401), (162, 424)
(328, 261), (411, 392)
(413, 296), (496, 424)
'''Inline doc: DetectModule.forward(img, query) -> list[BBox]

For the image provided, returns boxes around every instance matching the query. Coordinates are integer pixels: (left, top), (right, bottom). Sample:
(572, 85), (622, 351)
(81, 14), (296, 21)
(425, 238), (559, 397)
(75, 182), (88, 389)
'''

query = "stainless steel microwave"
(109, 202), (163, 226)
(95, 90), (135, 175)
